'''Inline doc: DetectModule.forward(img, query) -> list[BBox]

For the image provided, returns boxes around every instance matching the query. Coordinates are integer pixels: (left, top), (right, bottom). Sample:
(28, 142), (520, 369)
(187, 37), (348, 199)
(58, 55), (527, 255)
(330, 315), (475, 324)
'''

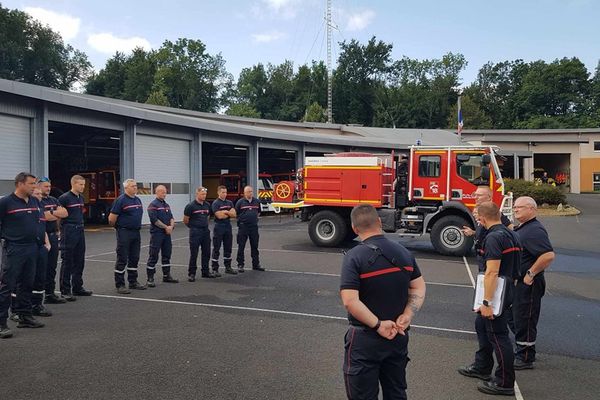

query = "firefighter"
(184, 186), (216, 280)
(235, 185), (264, 273)
(58, 175), (92, 301)
(146, 185), (178, 287)
(27, 187), (53, 317)
(340, 204), (426, 399)
(109, 179), (146, 294)
(38, 177), (68, 304)
(462, 186), (513, 272)
(511, 196), (555, 370)
(458, 201), (520, 396)
(211, 185), (237, 275)
(1, 173), (46, 339)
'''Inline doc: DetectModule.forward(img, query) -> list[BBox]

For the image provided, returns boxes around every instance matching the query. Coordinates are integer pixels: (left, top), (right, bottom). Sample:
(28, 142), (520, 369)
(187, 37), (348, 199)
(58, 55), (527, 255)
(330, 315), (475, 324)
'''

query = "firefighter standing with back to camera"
(235, 185), (265, 273)
(109, 179), (147, 294)
(146, 184), (179, 287)
(458, 201), (520, 396)
(211, 185), (237, 275)
(340, 204), (426, 400)
(58, 175), (92, 300)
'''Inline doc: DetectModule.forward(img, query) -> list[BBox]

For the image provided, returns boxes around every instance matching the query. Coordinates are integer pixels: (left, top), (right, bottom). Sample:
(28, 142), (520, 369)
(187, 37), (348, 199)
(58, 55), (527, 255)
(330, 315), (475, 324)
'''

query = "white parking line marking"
(92, 293), (476, 335)
(84, 259), (474, 288)
(463, 256), (476, 288)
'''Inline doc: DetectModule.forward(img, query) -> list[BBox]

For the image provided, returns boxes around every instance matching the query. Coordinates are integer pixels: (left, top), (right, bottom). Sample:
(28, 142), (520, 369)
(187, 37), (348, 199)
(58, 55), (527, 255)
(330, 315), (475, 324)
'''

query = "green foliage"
(447, 92), (492, 129)
(302, 102), (327, 122)
(145, 90), (170, 107)
(0, 4), (92, 90)
(504, 179), (566, 205)
(226, 102), (260, 118)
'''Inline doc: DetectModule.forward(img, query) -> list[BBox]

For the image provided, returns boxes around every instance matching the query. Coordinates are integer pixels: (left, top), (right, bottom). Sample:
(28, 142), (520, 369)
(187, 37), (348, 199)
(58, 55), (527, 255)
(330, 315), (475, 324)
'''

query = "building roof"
(0, 79), (462, 149)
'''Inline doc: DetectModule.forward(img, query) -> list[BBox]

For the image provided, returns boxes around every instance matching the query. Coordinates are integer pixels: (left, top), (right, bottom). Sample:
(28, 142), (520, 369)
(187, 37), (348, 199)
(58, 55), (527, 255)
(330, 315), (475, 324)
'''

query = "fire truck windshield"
(455, 153), (486, 184)
(258, 178), (273, 190)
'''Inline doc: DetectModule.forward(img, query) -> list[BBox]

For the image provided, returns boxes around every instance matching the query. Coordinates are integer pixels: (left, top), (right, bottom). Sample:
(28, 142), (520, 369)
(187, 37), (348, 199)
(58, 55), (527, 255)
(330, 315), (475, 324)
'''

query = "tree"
(0, 5), (92, 90)
(446, 92), (492, 130)
(226, 102), (260, 118)
(302, 102), (327, 122)
(145, 90), (170, 107)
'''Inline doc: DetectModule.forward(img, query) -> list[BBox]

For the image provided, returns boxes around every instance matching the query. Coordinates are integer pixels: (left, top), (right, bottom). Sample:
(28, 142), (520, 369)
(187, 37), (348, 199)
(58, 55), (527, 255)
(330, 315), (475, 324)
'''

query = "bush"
(504, 179), (566, 205)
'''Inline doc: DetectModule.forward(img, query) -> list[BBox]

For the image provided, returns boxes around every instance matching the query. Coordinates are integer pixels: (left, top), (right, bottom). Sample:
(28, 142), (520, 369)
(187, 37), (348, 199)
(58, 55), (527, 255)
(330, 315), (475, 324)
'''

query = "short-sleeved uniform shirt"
(211, 198), (234, 228)
(475, 212), (512, 271)
(340, 235), (422, 326)
(235, 197), (260, 226)
(514, 218), (553, 280)
(0, 193), (44, 244)
(58, 191), (85, 225)
(147, 198), (173, 234)
(110, 194), (143, 229)
(184, 200), (212, 229)
(482, 224), (522, 281)
(40, 195), (60, 233)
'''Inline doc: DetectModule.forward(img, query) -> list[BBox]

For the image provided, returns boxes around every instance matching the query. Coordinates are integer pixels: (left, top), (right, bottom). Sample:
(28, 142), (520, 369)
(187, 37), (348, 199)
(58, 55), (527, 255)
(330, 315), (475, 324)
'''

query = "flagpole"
(457, 95), (463, 140)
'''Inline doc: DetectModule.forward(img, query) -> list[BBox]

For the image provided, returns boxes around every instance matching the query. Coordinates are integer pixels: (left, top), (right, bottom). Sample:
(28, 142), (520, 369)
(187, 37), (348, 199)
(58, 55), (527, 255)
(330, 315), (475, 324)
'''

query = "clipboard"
(472, 273), (507, 317)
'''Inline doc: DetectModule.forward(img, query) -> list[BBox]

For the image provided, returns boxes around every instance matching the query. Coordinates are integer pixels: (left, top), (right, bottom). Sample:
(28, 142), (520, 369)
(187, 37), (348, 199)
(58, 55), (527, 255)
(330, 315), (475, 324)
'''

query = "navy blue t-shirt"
(514, 218), (553, 279)
(184, 200), (212, 229)
(211, 198), (234, 227)
(40, 195), (60, 233)
(111, 194), (143, 229)
(58, 191), (84, 225)
(147, 198), (173, 234)
(235, 197), (260, 226)
(340, 235), (422, 327)
(0, 193), (44, 244)
(482, 224), (522, 280)
(475, 212), (512, 271)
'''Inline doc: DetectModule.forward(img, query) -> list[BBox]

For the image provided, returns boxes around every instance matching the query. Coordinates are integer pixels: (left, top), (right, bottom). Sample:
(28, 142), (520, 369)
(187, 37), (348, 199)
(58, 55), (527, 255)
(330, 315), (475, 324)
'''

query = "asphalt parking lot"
(1, 201), (599, 400)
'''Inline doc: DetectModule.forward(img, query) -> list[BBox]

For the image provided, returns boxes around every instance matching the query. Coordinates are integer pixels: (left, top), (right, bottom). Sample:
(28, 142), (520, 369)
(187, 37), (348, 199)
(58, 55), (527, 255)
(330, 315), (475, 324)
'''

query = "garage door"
(135, 135), (190, 223)
(0, 114), (30, 196)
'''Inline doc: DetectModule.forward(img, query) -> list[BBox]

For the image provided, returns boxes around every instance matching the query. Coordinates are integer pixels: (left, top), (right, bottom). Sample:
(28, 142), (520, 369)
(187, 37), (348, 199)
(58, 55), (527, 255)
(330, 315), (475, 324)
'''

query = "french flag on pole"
(457, 96), (464, 138)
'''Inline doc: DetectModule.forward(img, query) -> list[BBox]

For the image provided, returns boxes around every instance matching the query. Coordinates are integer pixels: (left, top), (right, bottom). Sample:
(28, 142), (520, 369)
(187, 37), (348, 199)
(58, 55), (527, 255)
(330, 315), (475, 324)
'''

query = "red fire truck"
(272, 146), (511, 256)
(203, 172), (275, 212)
(79, 169), (120, 223)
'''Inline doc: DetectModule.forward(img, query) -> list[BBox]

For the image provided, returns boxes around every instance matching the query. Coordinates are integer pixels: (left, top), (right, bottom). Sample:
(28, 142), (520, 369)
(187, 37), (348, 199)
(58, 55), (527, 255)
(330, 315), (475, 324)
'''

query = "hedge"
(504, 179), (566, 205)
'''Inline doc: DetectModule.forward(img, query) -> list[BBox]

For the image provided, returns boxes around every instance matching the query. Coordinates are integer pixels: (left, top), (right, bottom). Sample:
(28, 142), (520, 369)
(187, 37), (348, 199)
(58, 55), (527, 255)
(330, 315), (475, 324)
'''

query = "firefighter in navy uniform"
(38, 177), (68, 304)
(511, 196), (555, 370)
(462, 186), (513, 272)
(235, 185), (264, 273)
(211, 185), (237, 275)
(146, 185), (178, 287)
(109, 179), (147, 294)
(58, 175), (92, 300)
(28, 187), (53, 317)
(0, 173), (46, 339)
(340, 204), (426, 400)
(458, 201), (520, 396)
(184, 186), (216, 281)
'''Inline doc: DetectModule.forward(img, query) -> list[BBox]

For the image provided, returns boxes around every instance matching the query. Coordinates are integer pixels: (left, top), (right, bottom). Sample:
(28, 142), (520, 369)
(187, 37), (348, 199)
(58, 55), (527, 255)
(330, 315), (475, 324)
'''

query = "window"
(418, 156), (441, 177)
(594, 173), (600, 192)
(594, 141), (600, 152)
(171, 183), (190, 194)
(221, 177), (239, 193)
(258, 178), (273, 190)
(456, 153), (484, 184)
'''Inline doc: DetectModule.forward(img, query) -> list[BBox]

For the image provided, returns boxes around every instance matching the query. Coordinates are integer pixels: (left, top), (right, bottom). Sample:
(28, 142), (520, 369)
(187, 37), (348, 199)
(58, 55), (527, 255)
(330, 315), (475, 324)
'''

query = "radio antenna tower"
(326, 0), (333, 123)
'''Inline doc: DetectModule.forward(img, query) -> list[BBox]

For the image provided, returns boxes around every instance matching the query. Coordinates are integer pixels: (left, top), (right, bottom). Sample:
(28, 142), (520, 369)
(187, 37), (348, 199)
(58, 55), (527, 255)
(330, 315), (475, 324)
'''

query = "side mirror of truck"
(482, 154), (491, 165)
(481, 166), (491, 182)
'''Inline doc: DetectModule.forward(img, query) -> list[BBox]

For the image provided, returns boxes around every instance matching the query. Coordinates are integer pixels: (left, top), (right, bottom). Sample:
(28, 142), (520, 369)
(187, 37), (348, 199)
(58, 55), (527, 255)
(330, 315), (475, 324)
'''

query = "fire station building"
(0, 78), (461, 223)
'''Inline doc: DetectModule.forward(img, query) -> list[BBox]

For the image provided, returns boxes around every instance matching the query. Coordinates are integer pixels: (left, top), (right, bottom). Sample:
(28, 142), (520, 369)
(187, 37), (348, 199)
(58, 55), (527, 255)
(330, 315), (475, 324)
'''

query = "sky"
(3, 0), (600, 85)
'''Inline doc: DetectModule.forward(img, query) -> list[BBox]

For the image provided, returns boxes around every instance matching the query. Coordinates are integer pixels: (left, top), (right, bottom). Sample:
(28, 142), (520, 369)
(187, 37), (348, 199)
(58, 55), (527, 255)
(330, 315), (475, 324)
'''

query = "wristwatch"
(526, 270), (536, 278)
(372, 320), (381, 331)
(482, 299), (492, 307)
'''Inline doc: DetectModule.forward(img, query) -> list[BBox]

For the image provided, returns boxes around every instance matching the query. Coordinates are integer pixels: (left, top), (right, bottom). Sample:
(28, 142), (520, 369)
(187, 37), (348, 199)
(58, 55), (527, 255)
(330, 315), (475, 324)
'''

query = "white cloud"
(346, 9), (376, 32)
(87, 33), (151, 55)
(252, 31), (286, 43)
(260, 0), (301, 19)
(24, 7), (81, 41)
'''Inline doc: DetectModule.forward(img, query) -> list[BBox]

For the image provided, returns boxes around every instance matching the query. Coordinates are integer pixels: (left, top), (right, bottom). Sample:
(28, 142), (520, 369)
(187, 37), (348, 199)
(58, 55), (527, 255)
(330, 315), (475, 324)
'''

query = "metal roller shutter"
(135, 135), (191, 223)
(0, 114), (30, 196)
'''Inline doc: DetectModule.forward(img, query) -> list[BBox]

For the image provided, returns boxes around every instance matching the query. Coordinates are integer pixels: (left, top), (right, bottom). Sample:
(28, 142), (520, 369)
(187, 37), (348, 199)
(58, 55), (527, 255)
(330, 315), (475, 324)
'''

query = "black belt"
(47, 231), (59, 235)
(63, 223), (84, 228)
(117, 227), (140, 231)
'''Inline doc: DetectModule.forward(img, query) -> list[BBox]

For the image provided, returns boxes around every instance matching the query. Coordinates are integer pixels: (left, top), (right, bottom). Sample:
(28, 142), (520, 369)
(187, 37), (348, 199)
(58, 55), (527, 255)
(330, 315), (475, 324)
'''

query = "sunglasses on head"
(37, 177), (50, 183)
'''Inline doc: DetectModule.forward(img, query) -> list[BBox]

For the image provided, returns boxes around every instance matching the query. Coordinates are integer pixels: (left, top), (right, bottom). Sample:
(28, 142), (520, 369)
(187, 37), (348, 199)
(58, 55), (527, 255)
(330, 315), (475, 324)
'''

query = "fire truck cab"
(272, 146), (511, 256)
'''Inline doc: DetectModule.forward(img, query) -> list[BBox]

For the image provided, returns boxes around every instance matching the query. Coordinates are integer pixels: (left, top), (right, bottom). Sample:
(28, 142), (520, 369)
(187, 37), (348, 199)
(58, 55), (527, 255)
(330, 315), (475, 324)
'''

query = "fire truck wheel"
(308, 210), (348, 247)
(430, 215), (474, 256)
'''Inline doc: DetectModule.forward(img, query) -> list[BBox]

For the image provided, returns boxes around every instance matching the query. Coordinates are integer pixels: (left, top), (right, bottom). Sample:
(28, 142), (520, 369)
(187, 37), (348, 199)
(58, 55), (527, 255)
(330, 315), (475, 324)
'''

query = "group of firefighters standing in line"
(0, 172), (264, 339)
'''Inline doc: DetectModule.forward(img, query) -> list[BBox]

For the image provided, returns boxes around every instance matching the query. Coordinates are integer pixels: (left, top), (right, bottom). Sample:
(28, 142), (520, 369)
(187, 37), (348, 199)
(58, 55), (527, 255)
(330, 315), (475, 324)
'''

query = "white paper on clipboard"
(473, 273), (506, 317)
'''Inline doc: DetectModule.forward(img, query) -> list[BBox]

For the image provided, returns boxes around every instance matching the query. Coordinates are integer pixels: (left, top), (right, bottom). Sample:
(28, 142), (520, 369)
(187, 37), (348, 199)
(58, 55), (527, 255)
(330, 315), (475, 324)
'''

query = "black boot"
(0, 323), (13, 339)
(32, 305), (53, 317)
(45, 293), (67, 304)
(163, 275), (179, 283)
(17, 315), (45, 329)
